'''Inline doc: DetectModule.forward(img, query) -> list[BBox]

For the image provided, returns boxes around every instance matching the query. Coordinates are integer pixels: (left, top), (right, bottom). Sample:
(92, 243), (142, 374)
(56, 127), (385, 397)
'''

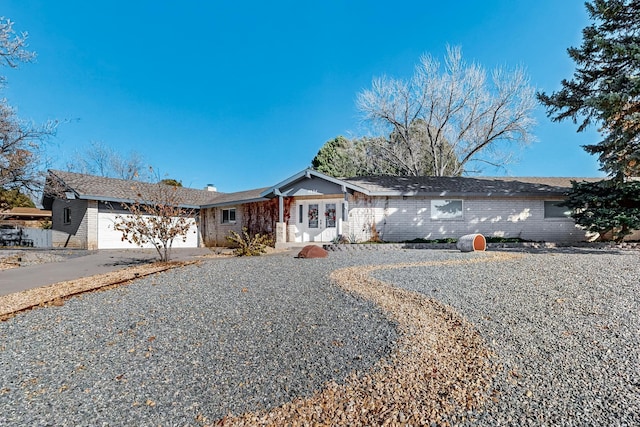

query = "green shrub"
(332, 234), (352, 244)
(402, 236), (529, 244)
(485, 236), (527, 243)
(403, 238), (430, 243)
(226, 227), (273, 256)
(561, 179), (640, 243)
(402, 237), (457, 244)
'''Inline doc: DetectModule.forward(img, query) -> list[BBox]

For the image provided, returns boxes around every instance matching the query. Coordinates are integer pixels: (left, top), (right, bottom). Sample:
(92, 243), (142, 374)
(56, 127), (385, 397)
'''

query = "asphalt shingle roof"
(45, 169), (606, 209)
(46, 170), (219, 207)
(343, 176), (604, 197)
(201, 187), (270, 207)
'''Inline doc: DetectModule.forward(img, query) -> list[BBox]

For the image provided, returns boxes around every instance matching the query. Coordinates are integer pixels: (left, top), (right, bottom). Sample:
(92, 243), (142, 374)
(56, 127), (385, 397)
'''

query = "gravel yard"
(0, 248), (638, 426)
(0, 252), (399, 426)
(374, 248), (640, 426)
(0, 248), (93, 270)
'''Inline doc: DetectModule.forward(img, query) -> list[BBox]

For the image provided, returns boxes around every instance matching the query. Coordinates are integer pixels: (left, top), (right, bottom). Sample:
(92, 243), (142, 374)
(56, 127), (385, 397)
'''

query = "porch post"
(275, 191), (287, 248)
(340, 190), (349, 241)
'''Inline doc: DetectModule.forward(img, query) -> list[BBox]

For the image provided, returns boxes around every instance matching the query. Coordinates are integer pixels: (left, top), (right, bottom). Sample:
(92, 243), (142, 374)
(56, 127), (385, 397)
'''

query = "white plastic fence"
(0, 227), (52, 248)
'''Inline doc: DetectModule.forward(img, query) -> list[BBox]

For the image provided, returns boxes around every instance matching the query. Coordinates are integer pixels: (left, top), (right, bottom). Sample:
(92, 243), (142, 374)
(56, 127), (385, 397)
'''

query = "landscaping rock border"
(324, 241), (640, 251)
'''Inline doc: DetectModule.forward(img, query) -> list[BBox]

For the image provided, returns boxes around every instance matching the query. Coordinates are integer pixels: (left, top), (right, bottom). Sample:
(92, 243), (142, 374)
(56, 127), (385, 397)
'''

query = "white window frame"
(430, 199), (463, 220)
(221, 208), (236, 224)
(63, 207), (71, 224)
(544, 201), (571, 219)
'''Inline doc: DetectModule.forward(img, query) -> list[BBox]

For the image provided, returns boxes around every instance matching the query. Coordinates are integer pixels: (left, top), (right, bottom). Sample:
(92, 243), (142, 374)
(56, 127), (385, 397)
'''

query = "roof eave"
(365, 190), (569, 198)
(75, 194), (201, 209)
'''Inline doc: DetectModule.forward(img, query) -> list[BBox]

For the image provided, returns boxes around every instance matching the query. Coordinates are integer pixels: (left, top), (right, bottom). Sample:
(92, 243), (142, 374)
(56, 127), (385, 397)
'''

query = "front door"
(298, 200), (340, 242)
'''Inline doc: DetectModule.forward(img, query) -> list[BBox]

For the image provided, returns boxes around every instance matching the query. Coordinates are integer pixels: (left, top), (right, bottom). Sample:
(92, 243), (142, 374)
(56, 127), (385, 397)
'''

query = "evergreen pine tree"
(538, 0), (640, 180)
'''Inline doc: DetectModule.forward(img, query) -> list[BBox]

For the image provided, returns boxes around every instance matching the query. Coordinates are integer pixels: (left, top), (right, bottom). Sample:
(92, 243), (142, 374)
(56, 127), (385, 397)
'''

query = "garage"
(97, 210), (199, 250)
(43, 171), (213, 250)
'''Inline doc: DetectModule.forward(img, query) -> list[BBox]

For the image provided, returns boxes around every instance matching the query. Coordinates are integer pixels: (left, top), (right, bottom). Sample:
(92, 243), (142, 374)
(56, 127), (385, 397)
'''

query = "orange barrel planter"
(456, 234), (486, 252)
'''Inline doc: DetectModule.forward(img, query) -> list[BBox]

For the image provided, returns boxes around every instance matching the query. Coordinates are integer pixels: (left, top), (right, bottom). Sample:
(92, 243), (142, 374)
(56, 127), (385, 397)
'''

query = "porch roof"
(259, 169), (367, 198)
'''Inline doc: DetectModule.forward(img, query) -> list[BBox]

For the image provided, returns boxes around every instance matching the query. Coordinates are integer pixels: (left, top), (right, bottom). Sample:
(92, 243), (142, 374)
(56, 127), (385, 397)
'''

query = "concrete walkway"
(0, 248), (213, 297)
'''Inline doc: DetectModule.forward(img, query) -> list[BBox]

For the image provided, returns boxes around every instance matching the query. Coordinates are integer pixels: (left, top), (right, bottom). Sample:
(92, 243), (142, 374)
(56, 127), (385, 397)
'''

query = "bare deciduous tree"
(0, 17), (35, 79)
(113, 181), (197, 262)
(0, 104), (54, 192)
(357, 46), (536, 176)
(66, 141), (148, 180)
(0, 17), (56, 209)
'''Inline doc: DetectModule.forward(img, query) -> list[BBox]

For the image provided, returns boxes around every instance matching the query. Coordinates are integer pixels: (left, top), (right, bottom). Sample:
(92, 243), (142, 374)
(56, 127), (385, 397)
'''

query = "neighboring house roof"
(343, 176), (604, 197)
(0, 207), (51, 219)
(43, 170), (219, 209)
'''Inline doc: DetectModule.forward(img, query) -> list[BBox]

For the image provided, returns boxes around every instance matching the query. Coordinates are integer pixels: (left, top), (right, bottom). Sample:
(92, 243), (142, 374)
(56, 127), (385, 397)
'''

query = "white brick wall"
(86, 200), (98, 250)
(348, 195), (590, 243)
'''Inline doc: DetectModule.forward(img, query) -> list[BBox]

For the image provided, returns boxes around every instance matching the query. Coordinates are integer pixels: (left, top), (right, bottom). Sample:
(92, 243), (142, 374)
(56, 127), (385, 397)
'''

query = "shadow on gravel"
(492, 247), (632, 255)
(101, 258), (154, 267)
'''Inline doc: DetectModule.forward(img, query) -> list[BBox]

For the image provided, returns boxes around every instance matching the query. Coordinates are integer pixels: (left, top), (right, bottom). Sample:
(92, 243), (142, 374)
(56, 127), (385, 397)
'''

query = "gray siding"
(51, 199), (89, 248)
(281, 177), (345, 197)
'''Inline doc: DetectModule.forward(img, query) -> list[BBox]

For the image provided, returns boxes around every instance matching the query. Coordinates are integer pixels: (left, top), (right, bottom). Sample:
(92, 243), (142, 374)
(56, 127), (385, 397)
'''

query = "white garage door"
(97, 211), (199, 249)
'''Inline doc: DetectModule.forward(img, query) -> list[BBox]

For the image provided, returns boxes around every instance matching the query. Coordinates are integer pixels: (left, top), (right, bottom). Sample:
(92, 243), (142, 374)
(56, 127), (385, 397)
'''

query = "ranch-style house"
(43, 169), (604, 250)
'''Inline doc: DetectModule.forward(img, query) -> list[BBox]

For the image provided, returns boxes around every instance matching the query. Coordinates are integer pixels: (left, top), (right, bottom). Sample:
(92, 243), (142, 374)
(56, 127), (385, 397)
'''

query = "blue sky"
(3, 1), (603, 192)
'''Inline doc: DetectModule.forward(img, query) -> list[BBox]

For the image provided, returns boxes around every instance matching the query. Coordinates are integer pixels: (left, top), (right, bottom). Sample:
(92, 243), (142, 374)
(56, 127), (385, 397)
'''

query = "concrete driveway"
(0, 248), (213, 297)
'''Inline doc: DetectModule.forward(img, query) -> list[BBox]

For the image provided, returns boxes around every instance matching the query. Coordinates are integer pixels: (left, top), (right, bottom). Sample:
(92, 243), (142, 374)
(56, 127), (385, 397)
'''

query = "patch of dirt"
(0, 255), (21, 270)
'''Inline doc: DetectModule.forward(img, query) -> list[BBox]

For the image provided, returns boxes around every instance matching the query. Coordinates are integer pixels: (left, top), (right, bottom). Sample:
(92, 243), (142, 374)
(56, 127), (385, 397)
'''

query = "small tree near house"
(560, 179), (640, 243)
(113, 182), (196, 262)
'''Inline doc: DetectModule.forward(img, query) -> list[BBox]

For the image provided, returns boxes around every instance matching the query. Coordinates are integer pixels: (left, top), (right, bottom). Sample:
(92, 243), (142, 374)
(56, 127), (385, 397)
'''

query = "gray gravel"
(0, 248), (94, 267)
(0, 252), (401, 426)
(1, 248), (638, 426)
(374, 248), (640, 426)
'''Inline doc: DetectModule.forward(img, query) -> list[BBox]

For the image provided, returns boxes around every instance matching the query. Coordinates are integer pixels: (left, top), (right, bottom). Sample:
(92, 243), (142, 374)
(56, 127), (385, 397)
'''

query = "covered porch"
(259, 169), (363, 248)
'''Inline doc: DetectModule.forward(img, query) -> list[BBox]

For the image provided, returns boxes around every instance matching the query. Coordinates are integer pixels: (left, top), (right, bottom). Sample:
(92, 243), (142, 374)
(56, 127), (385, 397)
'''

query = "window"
(308, 204), (319, 228)
(544, 201), (571, 218)
(430, 199), (463, 220)
(63, 207), (71, 224)
(222, 208), (236, 223)
(299, 204), (303, 223)
(325, 203), (337, 228)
